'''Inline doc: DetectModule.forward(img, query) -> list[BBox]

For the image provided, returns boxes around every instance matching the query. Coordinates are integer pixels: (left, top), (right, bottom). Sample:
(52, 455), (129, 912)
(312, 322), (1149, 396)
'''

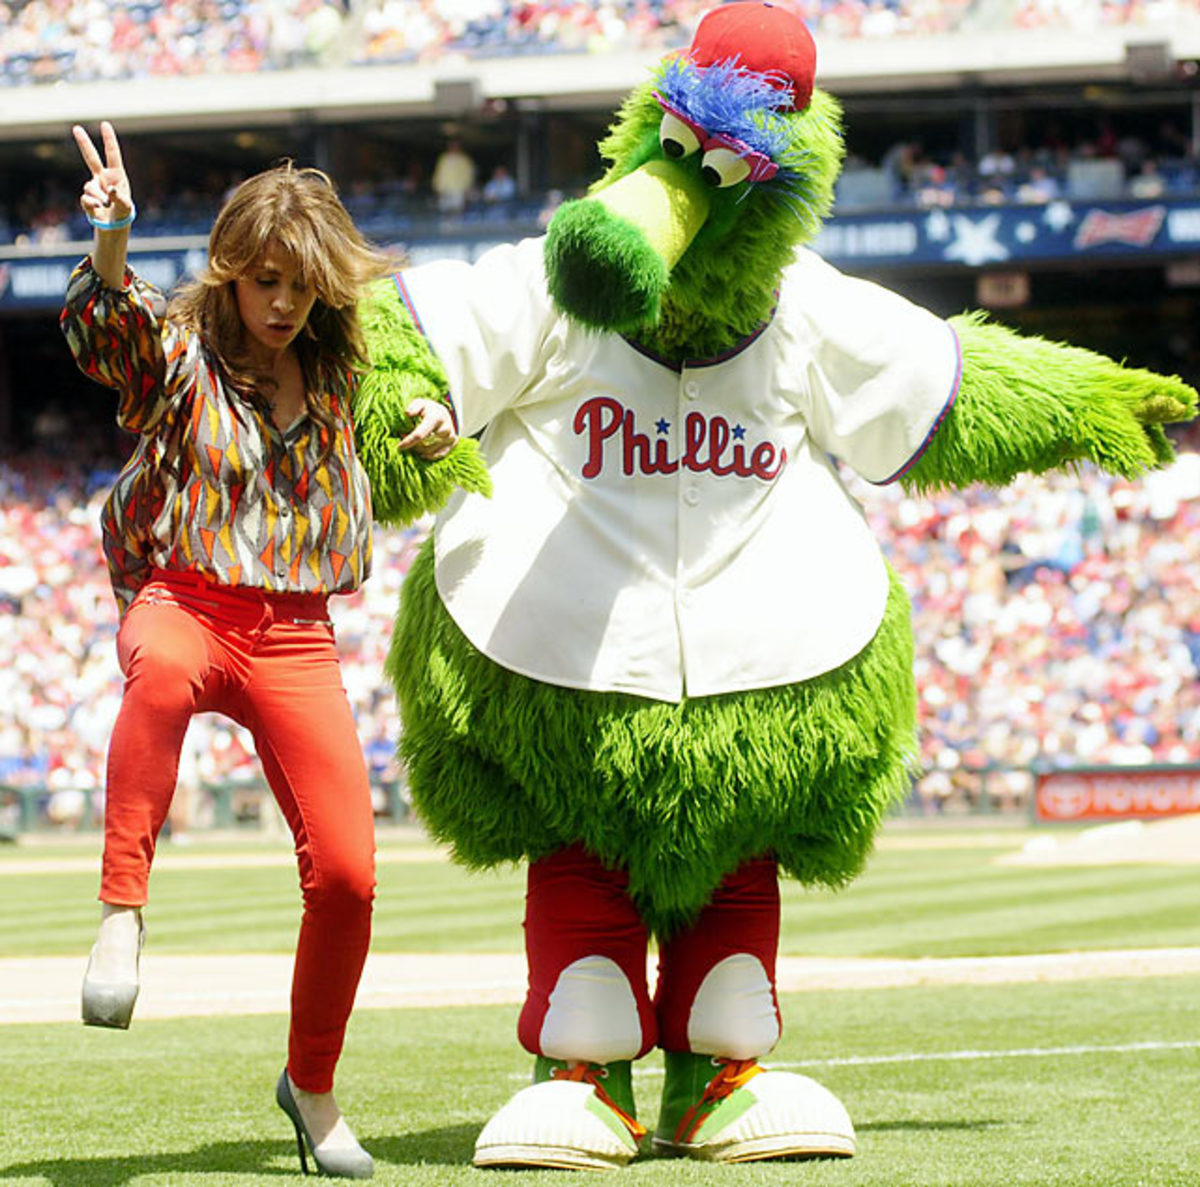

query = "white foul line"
(574, 1039), (1200, 1085)
(781, 1039), (1200, 1068)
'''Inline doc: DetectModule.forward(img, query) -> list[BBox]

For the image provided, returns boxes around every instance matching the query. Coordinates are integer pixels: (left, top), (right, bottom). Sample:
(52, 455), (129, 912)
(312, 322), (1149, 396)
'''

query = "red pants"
(103, 570), (376, 1093)
(518, 845), (781, 1060)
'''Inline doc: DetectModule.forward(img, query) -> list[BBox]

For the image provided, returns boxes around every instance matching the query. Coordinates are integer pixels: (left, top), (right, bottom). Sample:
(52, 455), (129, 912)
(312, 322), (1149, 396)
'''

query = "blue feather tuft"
(657, 56), (792, 162)
(655, 55), (812, 206)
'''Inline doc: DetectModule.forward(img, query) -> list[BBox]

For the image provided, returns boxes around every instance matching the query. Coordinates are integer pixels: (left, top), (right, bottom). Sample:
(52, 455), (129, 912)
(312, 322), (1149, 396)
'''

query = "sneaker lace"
(550, 1062), (648, 1140)
(673, 1057), (764, 1144)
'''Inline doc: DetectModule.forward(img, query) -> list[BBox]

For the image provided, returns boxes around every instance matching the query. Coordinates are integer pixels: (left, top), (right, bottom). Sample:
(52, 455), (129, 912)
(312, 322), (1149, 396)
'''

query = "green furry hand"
(356, 277), (492, 526)
(544, 198), (668, 334)
(356, 382), (491, 527)
(905, 313), (1199, 493)
(1139, 390), (1196, 425)
(1134, 388), (1197, 469)
(1083, 360), (1198, 475)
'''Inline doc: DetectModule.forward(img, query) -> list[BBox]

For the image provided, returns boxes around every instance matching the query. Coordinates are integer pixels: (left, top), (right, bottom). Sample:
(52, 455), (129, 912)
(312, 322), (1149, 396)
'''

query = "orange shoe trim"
(674, 1058), (764, 1145)
(550, 1062), (648, 1140)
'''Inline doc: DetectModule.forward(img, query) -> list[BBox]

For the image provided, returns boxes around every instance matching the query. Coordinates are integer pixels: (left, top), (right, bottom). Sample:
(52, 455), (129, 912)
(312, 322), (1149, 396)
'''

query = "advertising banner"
(7, 195), (1200, 313)
(0, 247), (209, 312)
(1034, 766), (1200, 822)
(811, 199), (1191, 270)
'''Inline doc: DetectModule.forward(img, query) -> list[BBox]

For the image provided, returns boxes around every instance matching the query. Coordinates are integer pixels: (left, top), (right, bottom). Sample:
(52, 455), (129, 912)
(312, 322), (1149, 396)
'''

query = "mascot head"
(544, 1), (844, 356)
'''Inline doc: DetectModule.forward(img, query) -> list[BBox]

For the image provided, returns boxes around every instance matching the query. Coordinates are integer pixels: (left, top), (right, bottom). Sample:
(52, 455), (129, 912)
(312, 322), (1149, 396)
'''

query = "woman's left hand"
(397, 398), (458, 460)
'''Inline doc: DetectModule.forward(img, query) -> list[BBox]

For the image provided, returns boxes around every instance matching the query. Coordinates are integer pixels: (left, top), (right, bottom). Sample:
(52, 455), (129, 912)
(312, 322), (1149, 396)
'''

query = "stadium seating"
(4, 0), (1200, 827)
(3, 436), (1200, 827)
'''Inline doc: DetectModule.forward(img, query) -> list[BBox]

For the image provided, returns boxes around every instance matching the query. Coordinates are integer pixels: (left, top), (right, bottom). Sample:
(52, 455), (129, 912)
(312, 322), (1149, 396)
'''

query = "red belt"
(143, 568), (331, 626)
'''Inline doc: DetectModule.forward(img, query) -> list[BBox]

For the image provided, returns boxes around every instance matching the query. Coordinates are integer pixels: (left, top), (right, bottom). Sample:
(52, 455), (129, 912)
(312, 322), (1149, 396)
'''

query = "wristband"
(87, 203), (136, 231)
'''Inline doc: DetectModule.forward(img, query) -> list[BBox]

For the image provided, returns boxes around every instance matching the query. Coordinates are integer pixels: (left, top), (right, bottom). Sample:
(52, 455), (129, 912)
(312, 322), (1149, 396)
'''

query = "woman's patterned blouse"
(61, 258), (373, 615)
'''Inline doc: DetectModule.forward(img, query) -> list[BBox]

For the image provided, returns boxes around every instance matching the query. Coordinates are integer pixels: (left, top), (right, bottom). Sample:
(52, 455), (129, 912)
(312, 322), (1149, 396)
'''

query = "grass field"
(2, 822), (1198, 1185)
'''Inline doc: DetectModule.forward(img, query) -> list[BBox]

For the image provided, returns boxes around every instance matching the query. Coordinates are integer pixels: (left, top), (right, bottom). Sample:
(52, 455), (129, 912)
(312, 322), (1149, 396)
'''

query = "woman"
(61, 121), (455, 1180)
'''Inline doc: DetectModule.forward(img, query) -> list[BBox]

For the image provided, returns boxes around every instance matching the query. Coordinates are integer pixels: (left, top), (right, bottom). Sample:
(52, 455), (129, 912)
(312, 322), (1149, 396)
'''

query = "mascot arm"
(902, 311), (1198, 494)
(356, 276), (492, 527)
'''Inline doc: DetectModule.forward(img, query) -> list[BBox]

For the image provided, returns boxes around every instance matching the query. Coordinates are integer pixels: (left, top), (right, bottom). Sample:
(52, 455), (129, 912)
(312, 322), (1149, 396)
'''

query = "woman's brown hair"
(168, 161), (399, 450)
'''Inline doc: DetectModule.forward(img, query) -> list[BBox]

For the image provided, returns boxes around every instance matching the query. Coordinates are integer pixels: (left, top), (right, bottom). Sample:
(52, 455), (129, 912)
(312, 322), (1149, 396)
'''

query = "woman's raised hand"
(72, 121), (133, 225)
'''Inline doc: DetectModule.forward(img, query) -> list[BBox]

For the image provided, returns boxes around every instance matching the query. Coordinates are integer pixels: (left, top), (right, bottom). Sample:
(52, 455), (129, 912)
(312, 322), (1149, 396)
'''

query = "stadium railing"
(7, 763), (1200, 836)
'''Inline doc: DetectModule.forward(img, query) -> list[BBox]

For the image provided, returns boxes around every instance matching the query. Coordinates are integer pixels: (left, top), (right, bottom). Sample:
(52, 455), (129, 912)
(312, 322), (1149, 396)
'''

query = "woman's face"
(234, 243), (318, 362)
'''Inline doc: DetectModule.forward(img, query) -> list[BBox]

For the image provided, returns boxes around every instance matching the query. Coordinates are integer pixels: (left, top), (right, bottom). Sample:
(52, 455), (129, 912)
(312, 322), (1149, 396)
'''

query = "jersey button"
(683, 487), (700, 506)
(684, 381), (700, 400)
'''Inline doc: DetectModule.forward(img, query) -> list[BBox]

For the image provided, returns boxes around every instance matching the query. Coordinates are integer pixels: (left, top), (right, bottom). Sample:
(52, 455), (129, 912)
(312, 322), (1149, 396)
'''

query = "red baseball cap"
(687, 2), (817, 112)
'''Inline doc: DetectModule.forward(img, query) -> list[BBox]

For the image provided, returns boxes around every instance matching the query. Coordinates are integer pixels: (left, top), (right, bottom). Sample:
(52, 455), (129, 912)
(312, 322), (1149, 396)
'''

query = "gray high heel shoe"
(81, 905), (144, 1029)
(275, 1069), (375, 1179)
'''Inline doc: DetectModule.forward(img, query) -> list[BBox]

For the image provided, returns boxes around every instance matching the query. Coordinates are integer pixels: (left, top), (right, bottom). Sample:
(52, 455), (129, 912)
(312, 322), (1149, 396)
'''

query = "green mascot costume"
(356, 1), (1196, 1169)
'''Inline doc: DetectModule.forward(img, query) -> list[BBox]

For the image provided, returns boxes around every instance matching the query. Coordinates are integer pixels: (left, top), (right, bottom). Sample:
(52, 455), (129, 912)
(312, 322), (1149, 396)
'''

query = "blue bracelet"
(87, 203), (136, 231)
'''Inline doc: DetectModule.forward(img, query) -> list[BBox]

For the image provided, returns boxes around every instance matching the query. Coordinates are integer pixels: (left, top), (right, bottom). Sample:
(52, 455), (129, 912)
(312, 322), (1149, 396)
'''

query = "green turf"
(1, 977), (1197, 1185)
(3, 825), (1198, 959)
(3, 825), (1198, 1185)
(779, 844), (1200, 957)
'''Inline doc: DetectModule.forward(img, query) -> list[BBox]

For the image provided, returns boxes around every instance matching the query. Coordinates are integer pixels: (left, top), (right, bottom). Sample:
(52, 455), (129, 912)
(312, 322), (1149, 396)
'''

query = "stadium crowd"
(6, 0), (1200, 828)
(3, 0), (1193, 85)
(0, 0), (351, 84)
(6, 122), (1197, 250)
(0, 449), (429, 833)
(3, 427), (1200, 829)
(5, 0), (1199, 246)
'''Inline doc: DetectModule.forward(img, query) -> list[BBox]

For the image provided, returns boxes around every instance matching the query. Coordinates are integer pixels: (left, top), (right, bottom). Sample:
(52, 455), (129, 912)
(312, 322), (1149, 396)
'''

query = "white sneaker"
(654, 1059), (856, 1163)
(474, 1078), (643, 1171)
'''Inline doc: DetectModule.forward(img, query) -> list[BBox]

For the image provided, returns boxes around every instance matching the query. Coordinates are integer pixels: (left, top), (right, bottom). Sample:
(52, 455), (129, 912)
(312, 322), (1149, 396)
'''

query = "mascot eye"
(700, 146), (752, 189)
(659, 111), (701, 160)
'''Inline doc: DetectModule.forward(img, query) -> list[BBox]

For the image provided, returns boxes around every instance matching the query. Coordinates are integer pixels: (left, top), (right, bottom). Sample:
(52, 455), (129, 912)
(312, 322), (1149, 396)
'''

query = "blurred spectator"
(1016, 164), (1061, 204)
(1128, 158), (1167, 199)
(537, 187), (566, 228)
(356, 0), (443, 63)
(978, 146), (1017, 184)
(482, 162), (517, 206)
(881, 140), (922, 201)
(431, 137), (477, 214)
(915, 163), (957, 207)
(304, 0), (346, 64)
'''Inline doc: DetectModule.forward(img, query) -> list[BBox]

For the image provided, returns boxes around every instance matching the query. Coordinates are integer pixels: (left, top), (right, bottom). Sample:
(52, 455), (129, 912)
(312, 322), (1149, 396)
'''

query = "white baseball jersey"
(398, 238), (960, 703)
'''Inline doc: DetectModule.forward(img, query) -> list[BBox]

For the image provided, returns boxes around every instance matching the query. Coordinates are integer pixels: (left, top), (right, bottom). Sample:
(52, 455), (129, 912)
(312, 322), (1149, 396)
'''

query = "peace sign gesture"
(72, 121), (133, 226)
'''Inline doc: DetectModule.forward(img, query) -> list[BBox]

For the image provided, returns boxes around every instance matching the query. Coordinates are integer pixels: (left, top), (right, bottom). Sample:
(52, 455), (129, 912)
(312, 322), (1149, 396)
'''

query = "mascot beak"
(543, 158), (712, 334)
(591, 158), (712, 272)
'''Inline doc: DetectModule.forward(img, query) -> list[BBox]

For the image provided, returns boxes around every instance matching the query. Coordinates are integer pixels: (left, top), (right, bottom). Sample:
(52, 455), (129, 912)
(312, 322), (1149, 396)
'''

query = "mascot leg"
(652, 857), (855, 1163)
(473, 845), (654, 1171)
